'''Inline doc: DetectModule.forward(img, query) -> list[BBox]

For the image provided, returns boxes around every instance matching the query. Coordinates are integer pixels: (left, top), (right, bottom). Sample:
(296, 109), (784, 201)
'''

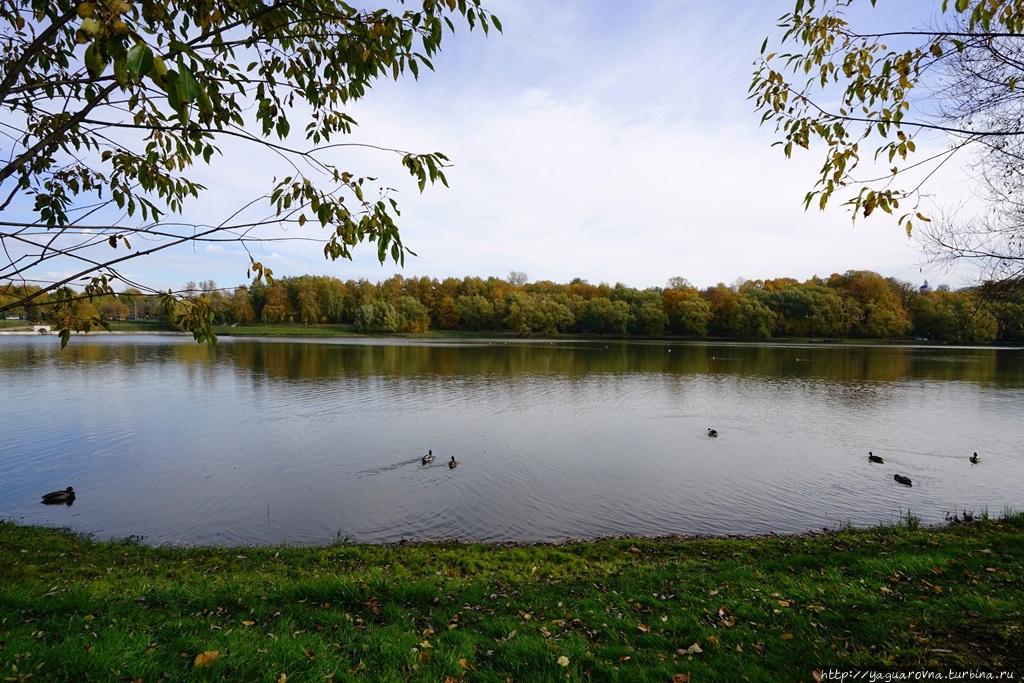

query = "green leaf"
(177, 60), (199, 102)
(84, 42), (108, 78)
(113, 57), (128, 87)
(126, 43), (154, 80)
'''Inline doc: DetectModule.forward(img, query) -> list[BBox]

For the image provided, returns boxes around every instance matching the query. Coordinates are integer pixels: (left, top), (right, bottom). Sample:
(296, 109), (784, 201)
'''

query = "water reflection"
(0, 335), (1022, 545)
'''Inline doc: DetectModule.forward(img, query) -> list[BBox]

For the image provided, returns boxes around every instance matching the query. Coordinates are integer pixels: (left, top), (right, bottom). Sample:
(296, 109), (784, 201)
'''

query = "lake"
(1, 335), (1022, 546)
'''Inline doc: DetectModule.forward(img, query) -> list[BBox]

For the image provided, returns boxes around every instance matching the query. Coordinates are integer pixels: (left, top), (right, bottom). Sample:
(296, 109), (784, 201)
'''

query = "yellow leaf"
(84, 615), (95, 621)
(709, 635), (719, 647)
(278, 675), (286, 683)
(194, 650), (219, 667)
(781, 633), (794, 641)
(557, 655), (570, 667)
(637, 623), (650, 633)
(419, 641), (432, 649)
(777, 600), (790, 607)
(242, 620), (255, 626)
(673, 673), (691, 683)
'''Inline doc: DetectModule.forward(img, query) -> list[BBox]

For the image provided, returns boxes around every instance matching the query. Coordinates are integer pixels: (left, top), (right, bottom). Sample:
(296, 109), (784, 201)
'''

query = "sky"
(17, 0), (985, 293)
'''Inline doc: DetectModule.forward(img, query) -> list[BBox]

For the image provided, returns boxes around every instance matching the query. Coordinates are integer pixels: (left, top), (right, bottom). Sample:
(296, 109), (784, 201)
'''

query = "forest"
(4, 270), (1023, 343)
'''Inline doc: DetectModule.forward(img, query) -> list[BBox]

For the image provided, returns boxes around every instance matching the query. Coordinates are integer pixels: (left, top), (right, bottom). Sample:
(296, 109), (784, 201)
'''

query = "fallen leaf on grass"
(814, 670), (823, 682)
(619, 655), (631, 662)
(557, 655), (570, 666)
(242, 620), (255, 626)
(539, 627), (552, 638)
(277, 675), (286, 683)
(637, 623), (650, 633)
(419, 641), (432, 649)
(673, 673), (691, 683)
(419, 652), (430, 663)
(194, 651), (219, 667)
(708, 635), (719, 647)
(678, 643), (702, 655)
(781, 633), (794, 641)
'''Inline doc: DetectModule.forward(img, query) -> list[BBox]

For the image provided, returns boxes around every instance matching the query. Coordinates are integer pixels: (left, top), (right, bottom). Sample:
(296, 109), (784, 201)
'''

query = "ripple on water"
(2, 337), (1023, 545)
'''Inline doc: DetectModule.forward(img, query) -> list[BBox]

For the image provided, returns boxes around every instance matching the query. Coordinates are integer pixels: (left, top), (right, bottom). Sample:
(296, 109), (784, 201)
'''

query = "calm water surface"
(1, 335), (1022, 545)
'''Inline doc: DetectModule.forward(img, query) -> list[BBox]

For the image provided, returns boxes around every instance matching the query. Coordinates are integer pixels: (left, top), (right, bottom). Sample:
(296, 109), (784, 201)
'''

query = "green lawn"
(2, 515), (1022, 682)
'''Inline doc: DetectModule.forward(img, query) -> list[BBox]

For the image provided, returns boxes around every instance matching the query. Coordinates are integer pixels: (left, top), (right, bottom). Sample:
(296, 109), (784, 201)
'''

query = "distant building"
(936, 284), (950, 292)
(919, 280), (932, 293)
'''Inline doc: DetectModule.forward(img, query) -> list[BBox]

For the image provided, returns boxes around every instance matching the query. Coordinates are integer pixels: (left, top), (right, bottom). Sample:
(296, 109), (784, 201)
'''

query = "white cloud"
(20, 0), (980, 293)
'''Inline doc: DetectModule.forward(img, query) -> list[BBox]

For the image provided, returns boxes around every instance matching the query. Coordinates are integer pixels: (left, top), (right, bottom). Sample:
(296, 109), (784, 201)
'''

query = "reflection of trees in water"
(221, 341), (1023, 388)
(2, 339), (1021, 387)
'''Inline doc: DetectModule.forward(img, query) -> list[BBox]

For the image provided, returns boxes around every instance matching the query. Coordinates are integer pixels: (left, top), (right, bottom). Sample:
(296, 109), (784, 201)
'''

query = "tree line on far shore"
(4, 270), (1023, 343)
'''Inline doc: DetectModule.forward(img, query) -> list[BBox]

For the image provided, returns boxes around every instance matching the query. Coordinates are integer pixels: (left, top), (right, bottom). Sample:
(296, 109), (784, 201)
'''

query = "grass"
(2, 516), (1023, 682)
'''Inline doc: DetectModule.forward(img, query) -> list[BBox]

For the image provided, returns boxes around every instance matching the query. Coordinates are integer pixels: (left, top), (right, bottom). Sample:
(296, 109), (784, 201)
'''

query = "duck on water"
(42, 487), (75, 504)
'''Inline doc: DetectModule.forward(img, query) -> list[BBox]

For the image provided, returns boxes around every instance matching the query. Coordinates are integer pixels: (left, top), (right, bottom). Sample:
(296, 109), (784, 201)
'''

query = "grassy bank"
(2, 517), (1022, 682)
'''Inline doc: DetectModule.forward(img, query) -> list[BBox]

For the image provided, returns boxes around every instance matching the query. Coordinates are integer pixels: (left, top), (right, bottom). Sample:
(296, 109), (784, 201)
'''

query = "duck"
(448, 456), (458, 469)
(41, 486), (75, 503)
(707, 428), (718, 438)
(868, 452), (884, 464)
(422, 450), (435, 464)
(893, 474), (912, 487)
(970, 452), (980, 464)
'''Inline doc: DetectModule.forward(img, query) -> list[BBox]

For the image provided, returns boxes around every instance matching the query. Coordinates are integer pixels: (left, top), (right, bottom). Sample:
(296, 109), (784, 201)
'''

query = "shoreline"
(1, 325), (1022, 349)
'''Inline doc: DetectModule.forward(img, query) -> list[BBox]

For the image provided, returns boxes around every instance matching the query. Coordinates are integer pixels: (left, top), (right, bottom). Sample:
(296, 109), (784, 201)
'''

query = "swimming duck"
(422, 450), (435, 464)
(868, 452), (884, 464)
(970, 452), (980, 464)
(41, 486), (75, 503)
(707, 428), (718, 437)
(893, 474), (912, 487)
(448, 456), (458, 469)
